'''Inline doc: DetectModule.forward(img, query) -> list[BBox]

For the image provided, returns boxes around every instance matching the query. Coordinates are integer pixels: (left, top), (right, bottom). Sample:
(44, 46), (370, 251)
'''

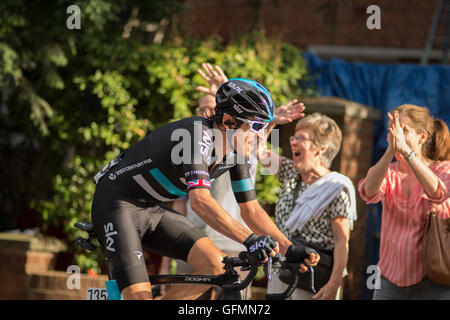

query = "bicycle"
(74, 221), (304, 300)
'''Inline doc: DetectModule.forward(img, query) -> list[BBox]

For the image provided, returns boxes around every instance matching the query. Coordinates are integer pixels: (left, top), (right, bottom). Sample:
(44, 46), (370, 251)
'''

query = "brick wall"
(176, 0), (443, 50)
(27, 271), (108, 300)
(0, 233), (107, 300)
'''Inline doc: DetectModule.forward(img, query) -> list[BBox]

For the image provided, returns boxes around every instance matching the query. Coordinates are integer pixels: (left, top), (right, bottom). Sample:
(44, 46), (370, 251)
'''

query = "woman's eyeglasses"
(289, 135), (311, 143)
(236, 117), (269, 133)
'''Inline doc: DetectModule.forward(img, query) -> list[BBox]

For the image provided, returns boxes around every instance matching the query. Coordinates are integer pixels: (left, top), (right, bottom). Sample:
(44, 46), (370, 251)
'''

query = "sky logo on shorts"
(104, 223), (117, 252)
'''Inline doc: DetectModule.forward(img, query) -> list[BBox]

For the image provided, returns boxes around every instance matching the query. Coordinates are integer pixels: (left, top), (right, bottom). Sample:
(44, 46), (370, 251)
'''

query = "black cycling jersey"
(95, 116), (256, 204)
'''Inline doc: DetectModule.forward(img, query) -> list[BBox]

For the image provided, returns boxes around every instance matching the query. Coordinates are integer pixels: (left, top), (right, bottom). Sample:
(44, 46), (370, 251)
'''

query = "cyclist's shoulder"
(173, 116), (213, 129)
(152, 116), (212, 134)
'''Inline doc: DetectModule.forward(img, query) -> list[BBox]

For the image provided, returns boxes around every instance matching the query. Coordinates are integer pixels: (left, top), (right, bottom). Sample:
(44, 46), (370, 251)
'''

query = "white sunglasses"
(235, 117), (269, 133)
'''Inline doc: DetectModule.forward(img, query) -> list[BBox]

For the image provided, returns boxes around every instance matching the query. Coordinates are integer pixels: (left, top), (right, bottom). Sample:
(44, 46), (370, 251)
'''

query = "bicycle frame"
(75, 222), (300, 300)
(103, 253), (259, 300)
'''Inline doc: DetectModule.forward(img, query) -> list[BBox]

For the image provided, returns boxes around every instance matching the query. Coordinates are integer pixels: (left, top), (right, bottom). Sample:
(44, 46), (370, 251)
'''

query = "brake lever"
(267, 257), (273, 282)
(222, 252), (260, 291)
(304, 248), (318, 293)
(264, 253), (284, 281)
(310, 266), (316, 294)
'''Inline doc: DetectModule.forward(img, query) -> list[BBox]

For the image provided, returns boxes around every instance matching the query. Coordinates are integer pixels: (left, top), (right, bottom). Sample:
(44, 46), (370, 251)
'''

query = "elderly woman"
(259, 108), (357, 300)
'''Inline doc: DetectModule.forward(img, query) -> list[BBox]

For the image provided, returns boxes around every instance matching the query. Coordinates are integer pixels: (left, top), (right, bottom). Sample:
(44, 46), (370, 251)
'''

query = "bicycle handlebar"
(265, 259), (300, 300)
(221, 251), (303, 300)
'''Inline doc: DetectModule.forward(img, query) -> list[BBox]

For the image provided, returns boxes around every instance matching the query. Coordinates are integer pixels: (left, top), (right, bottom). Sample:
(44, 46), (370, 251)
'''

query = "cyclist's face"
(221, 115), (259, 157)
(232, 123), (257, 157)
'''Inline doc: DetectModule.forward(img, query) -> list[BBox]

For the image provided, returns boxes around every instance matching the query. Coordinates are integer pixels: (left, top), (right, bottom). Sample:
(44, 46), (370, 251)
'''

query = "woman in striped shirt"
(358, 104), (450, 300)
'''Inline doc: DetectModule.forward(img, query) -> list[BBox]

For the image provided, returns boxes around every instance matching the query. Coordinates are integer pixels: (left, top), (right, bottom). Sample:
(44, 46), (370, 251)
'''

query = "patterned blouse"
(275, 157), (351, 250)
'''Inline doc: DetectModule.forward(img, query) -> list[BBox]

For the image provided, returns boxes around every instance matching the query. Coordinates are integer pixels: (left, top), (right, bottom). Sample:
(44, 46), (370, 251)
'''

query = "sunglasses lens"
(251, 123), (263, 132)
(252, 122), (268, 132)
(236, 117), (268, 132)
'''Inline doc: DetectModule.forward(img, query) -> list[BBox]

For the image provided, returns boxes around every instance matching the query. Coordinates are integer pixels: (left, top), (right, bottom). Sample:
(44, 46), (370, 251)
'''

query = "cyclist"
(91, 78), (320, 300)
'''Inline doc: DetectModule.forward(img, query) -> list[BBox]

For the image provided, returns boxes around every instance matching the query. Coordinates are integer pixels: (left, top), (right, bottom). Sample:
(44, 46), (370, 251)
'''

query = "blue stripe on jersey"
(149, 168), (187, 197)
(231, 178), (254, 193)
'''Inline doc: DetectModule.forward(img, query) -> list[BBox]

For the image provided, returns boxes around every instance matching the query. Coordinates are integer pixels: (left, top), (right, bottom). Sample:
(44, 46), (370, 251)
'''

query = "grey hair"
(295, 113), (343, 168)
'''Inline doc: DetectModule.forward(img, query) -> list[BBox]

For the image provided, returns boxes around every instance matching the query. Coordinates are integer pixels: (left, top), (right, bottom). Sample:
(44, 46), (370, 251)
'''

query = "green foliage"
(35, 70), (149, 270)
(1, 1), (315, 271)
(255, 164), (282, 207)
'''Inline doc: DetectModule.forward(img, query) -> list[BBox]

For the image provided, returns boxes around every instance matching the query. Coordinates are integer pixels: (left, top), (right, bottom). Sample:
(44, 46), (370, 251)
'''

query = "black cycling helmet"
(215, 78), (275, 122)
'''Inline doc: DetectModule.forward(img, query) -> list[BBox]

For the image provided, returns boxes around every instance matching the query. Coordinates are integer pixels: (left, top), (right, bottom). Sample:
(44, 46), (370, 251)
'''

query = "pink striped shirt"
(358, 160), (450, 287)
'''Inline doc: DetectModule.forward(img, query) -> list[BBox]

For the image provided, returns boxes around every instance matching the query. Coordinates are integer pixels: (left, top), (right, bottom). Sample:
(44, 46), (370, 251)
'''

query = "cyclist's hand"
(285, 244), (320, 273)
(243, 234), (278, 264)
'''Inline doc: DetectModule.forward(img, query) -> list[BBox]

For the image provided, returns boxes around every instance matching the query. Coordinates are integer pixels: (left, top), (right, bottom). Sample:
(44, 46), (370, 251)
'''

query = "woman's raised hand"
(195, 63), (228, 96)
(273, 100), (306, 125)
(387, 110), (409, 156)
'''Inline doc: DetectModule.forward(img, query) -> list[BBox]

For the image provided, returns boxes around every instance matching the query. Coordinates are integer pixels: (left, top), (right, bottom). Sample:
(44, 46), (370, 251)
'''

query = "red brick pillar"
(0, 233), (63, 299)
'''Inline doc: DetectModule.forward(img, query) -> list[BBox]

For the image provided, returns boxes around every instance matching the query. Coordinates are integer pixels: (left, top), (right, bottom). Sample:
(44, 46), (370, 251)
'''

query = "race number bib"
(86, 287), (108, 300)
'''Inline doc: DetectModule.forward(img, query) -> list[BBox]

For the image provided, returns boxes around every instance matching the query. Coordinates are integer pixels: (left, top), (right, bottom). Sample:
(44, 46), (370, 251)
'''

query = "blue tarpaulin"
(304, 51), (450, 160)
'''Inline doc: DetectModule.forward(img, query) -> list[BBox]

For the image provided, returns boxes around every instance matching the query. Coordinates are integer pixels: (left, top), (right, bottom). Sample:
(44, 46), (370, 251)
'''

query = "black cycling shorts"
(91, 185), (206, 292)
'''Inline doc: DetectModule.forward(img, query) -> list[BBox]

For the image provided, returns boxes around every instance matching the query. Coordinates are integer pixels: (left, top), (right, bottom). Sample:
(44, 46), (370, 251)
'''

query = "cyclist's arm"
(238, 199), (291, 255)
(189, 188), (253, 244)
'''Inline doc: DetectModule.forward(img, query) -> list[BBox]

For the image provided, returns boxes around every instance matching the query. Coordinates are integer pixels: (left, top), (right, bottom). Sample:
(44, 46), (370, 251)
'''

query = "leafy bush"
(1, 2), (314, 271)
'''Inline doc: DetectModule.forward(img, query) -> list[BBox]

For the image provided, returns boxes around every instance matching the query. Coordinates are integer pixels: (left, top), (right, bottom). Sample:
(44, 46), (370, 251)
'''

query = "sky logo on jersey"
(198, 129), (212, 157)
(186, 179), (211, 190)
